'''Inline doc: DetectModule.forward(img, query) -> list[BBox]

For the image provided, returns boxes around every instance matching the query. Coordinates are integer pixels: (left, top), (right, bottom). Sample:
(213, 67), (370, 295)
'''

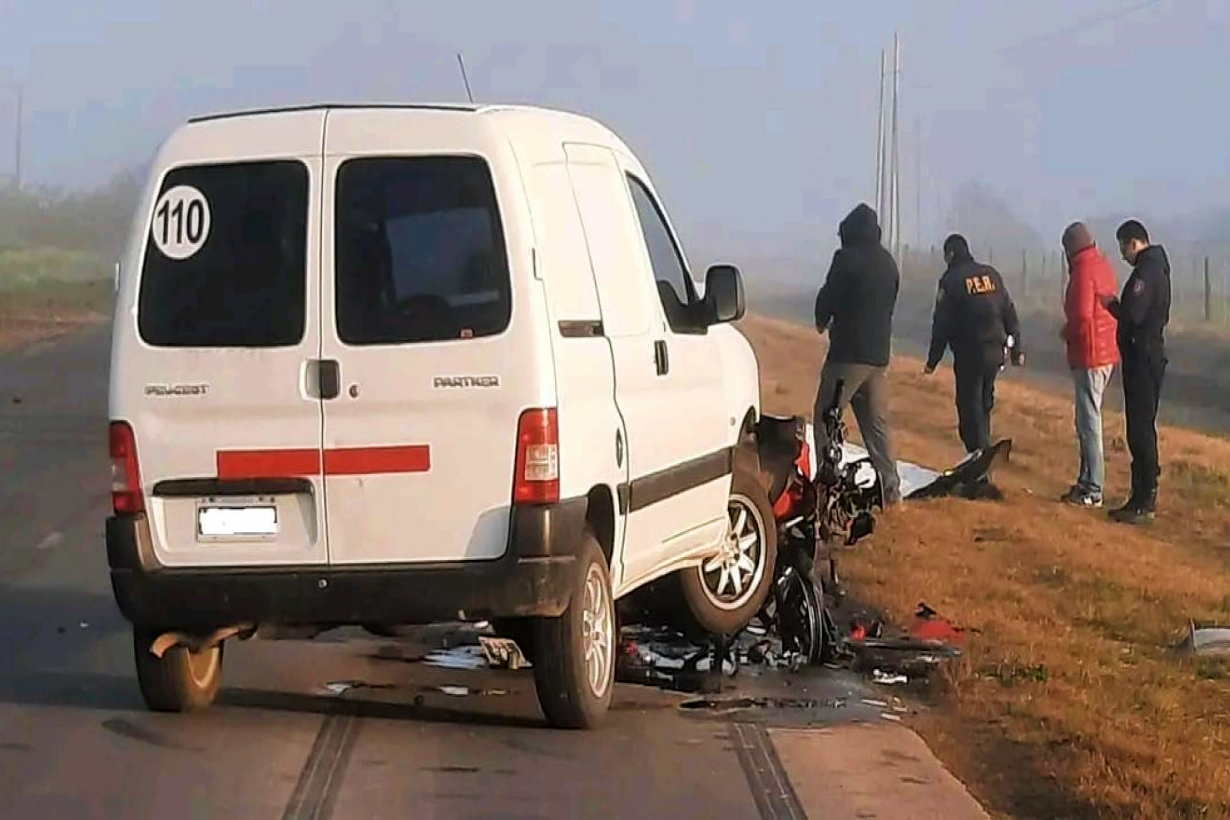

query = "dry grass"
(742, 314), (1230, 819)
(0, 281), (111, 351)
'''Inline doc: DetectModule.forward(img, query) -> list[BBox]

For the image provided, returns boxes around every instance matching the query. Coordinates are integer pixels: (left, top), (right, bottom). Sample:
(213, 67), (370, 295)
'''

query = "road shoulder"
(772, 723), (988, 819)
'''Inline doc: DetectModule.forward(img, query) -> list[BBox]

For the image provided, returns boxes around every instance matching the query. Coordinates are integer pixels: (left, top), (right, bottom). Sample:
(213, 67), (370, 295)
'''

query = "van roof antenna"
(457, 53), (475, 104)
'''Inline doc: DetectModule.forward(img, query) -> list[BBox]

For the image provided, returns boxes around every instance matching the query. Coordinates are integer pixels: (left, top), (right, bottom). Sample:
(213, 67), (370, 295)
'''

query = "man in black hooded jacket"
(925, 234), (1024, 454)
(1100, 220), (1171, 524)
(813, 203), (902, 505)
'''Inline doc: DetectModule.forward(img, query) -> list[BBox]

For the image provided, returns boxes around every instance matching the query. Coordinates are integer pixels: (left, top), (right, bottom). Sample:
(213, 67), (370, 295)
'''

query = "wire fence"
(897, 246), (1230, 328)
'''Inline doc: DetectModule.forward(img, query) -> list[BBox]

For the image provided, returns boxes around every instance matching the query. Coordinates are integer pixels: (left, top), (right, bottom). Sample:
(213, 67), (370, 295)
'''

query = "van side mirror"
(703, 264), (745, 325)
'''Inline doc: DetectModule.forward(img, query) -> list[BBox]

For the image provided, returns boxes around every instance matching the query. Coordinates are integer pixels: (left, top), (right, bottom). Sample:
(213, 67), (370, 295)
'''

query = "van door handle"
(654, 340), (669, 376)
(307, 359), (341, 400)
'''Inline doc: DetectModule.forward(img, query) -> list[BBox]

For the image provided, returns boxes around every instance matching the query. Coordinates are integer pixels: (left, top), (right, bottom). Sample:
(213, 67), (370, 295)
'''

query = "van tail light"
(109, 421), (144, 515)
(513, 408), (560, 505)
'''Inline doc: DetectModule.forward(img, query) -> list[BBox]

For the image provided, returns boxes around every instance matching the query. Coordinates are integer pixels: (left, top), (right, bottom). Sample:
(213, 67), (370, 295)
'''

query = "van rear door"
(319, 110), (540, 566)
(118, 111), (327, 567)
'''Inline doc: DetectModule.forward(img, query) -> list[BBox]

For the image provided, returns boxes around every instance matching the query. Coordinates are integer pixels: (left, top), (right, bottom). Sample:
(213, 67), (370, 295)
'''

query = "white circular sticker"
(151, 185), (211, 260)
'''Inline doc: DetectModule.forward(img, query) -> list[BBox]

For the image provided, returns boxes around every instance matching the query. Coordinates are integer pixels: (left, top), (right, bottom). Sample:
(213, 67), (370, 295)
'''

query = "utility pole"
(890, 32), (901, 262)
(14, 84), (22, 191)
(915, 116), (922, 250)
(2, 83), (21, 190)
(1205, 256), (1212, 323)
(875, 51), (885, 217)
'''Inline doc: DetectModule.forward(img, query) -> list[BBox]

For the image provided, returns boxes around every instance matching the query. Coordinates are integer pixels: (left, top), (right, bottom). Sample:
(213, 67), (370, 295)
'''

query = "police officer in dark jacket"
(1101, 220), (1171, 524)
(814, 203), (902, 505)
(925, 234), (1024, 453)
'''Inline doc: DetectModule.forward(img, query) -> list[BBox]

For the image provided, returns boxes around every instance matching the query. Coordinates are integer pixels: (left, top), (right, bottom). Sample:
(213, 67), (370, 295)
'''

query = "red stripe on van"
(215, 446), (431, 479)
(217, 449), (322, 480)
(324, 445), (431, 476)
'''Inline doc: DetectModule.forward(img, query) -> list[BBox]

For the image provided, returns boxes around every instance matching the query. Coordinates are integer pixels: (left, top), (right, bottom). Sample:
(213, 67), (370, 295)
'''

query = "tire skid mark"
(282, 701), (362, 820)
(731, 722), (808, 820)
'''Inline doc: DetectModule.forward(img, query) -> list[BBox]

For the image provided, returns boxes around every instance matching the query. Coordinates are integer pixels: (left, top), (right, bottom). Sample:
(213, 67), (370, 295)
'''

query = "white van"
(107, 104), (774, 728)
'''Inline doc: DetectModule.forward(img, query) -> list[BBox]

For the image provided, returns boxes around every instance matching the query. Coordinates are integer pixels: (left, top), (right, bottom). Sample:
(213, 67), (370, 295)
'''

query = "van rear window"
(138, 161), (308, 348)
(335, 156), (511, 345)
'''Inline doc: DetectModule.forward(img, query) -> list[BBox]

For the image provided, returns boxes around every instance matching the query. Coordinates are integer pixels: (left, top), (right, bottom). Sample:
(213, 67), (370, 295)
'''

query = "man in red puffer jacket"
(1060, 222), (1120, 508)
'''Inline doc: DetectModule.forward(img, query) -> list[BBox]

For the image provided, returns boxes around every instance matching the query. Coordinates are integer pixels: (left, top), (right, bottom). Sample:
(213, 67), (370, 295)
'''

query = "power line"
(904, 0), (1164, 91)
(1000, 0), (1163, 53)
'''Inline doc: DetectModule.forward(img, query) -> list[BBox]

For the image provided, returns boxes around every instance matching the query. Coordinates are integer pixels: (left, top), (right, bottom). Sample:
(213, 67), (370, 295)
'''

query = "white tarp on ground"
(804, 423), (940, 499)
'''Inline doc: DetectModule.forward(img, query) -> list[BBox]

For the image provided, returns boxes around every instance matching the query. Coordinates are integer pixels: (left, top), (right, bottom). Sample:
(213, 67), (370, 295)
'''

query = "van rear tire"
(133, 628), (224, 713)
(679, 467), (778, 636)
(531, 534), (615, 730)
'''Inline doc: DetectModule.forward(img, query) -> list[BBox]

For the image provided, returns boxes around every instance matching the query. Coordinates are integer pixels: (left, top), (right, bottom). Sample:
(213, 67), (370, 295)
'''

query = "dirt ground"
(742, 314), (1230, 820)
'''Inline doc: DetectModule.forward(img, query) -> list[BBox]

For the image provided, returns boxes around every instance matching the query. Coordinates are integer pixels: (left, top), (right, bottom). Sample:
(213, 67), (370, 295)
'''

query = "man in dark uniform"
(1101, 220), (1171, 524)
(925, 234), (1025, 453)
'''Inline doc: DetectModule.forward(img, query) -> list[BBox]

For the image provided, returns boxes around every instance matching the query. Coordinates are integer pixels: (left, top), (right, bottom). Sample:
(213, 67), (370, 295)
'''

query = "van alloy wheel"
(678, 467), (778, 637)
(582, 563), (613, 698)
(699, 494), (767, 611)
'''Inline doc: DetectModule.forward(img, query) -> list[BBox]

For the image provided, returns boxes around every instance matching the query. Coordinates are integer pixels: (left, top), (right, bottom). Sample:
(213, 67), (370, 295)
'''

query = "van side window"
(138, 161), (308, 348)
(335, 156), (511, 345)
(626, 176), (700, 333)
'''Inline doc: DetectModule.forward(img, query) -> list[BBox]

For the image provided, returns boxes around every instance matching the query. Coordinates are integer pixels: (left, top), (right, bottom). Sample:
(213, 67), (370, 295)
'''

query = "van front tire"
(133, 628), (224, 712)
(532, 534), (615, 730)
(679, 467), (778, 636)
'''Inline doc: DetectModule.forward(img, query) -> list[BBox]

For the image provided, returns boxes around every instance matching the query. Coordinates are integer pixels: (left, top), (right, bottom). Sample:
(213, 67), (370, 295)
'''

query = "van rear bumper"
(107, 499), (588, 630)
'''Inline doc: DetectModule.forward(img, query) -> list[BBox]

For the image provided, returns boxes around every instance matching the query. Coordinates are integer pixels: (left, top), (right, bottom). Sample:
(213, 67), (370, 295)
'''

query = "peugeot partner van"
(107, 104), (774, 728)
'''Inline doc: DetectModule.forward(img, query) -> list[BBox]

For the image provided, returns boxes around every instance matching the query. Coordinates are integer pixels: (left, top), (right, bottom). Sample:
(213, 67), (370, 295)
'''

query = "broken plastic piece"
(873, 669), (909, 686)
(479, 635), (530, 670)
(423, 644), (486, 670)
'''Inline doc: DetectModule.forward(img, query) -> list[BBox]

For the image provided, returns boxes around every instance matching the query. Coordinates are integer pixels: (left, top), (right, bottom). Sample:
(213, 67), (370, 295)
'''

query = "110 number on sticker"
(151, 185), (212, 260)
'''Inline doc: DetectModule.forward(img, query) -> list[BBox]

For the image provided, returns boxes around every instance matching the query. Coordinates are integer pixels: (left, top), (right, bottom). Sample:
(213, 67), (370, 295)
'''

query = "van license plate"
(198, 505), (278, 538)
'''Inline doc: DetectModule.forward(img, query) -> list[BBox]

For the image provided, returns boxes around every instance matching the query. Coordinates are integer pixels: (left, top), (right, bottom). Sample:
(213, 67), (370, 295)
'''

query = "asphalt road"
(0, 328), (986, 820)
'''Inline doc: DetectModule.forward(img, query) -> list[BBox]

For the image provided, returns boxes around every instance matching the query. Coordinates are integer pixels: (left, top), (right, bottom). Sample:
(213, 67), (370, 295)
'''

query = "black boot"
(1109, 486), (1140, 521)
(1110, 488), (1156, 525)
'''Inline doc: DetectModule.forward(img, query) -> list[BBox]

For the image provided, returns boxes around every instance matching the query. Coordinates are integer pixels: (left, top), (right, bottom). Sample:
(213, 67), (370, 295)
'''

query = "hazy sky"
(0, 0), (1227, 263)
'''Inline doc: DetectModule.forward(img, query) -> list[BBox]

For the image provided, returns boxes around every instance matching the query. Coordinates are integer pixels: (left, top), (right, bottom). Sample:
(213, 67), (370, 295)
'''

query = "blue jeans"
(1072, 365), (1114, 496)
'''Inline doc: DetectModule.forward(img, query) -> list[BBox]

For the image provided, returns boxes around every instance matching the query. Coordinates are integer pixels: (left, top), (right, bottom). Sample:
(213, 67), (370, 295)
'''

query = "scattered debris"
(34, 532), (63, 551)
(78, 622), (89, 629)
(680, 695), (842, 712)
(873, 670), (909, 686)
(848, 636), (963, 679)
(478, 635), (531, 670)
(323, 680), (393, 696)
(422, 645), (486, 671)
(880, 712), (903, 723)
(906, 439), (1013, 501)
(421, 684), (506, 698)
(1180, 622), (1230, 657)
(862, 698), (889, 708)
(909, 602), (969, 644)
